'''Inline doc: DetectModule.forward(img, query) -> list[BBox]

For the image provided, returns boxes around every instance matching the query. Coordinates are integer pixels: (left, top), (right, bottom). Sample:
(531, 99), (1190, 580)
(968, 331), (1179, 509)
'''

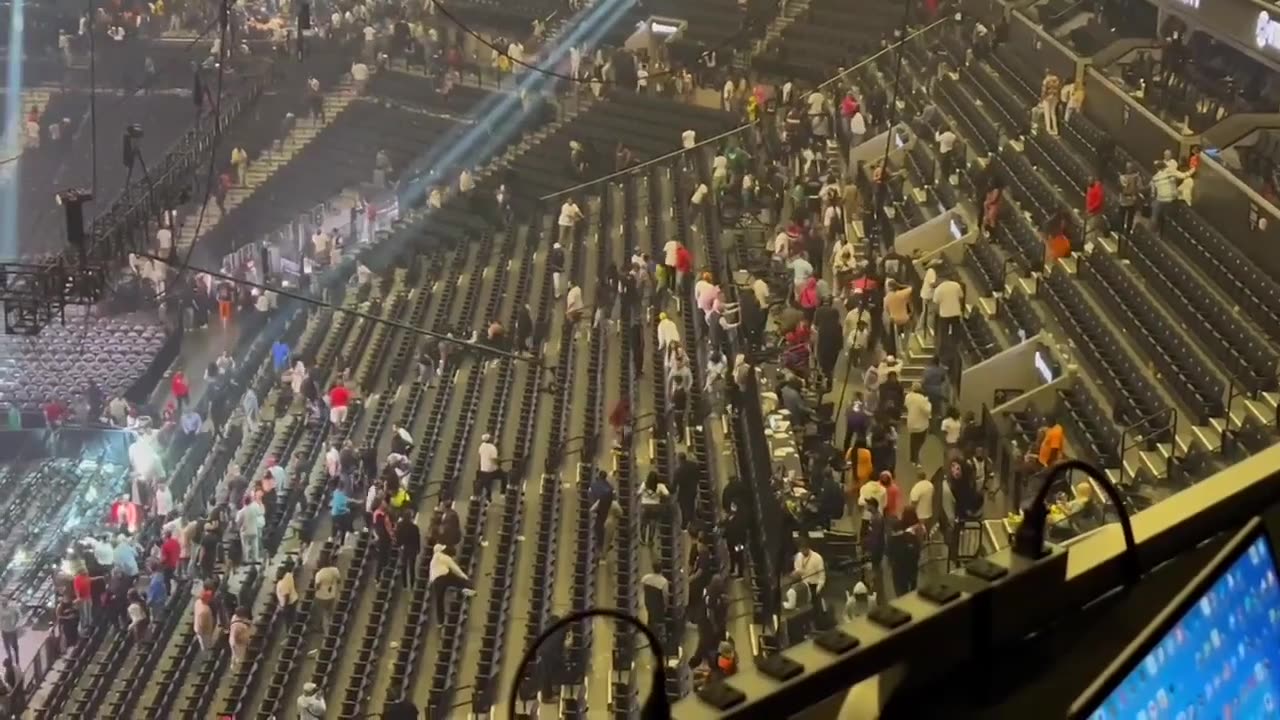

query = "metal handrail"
(538, 15), (954, 202)
(1000, 256), (1020, 294)
(1117, 406), (1176, 485)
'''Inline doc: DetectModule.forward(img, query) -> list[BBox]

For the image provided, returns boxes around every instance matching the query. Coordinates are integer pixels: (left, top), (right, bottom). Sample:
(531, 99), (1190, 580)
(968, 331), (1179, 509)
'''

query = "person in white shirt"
(507, 41), (524, 66)
(773, 230), (790, 260)
(427, 544), (475, 620)
(722, 79), (736, 111)
(849, 110), (867, 149)
(858, 476), (887, 515)
(558, 199), (582, 244)
(663, 239), (680, 291)
(750, 274), (770, 308)
(459, 169), (474, 194)
(792, 540), (827, 612)
(351, 62), (369, 94)
(428, 187), (443, 209)
(681, 129), (696, 149)
(936, 127), (958, 178)
(570, 45), (582, 78)
(909, 470), (935, 528)
(656, 312), (680, 350)
(932, 278), (964, 357)
(941, 408), (963, 451)
(904, 383), (932, 466)
(781, 80), (794, 105)
(917, 259), (939, 335)
(566, 283), (584, 322)
(477, 434), (501, 501)
(806, 89), (826, 116)
(156, 226), (173, 257)
(690, 182), (709, 207)
(637, 64), (649, 93)
(637, 472), (669, 544)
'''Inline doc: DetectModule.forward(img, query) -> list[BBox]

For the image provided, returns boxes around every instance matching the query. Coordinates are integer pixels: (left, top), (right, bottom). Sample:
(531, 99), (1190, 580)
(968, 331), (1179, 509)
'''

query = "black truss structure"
(0, 59), (273, 335)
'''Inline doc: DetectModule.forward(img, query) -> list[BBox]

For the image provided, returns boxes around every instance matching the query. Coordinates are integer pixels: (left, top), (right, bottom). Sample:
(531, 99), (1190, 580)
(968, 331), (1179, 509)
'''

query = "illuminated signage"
(650, 21), (680, 35)
(1257, 11), (1280, 50)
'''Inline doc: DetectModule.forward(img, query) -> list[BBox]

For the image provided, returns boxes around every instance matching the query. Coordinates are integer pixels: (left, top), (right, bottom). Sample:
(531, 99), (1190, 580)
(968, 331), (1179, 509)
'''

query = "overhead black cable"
(428, 0), (770, 86)
(137, 251), (539, 363)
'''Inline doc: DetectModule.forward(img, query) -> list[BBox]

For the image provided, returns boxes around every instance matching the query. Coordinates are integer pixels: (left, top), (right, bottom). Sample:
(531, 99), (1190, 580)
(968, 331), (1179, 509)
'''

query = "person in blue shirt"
(272, 341), (290, 373)
(920, 357), (948, 422)
(147, 559), (169, 616)
(331, 488), (351, 545)
(589, 471), (614, 553)
(113, 536), (140, 580)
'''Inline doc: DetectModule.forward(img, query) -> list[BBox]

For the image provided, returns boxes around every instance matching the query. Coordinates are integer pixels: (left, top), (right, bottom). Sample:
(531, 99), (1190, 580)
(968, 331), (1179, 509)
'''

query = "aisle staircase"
(174, 78), (359, 251)
(757, 0), (812, 53)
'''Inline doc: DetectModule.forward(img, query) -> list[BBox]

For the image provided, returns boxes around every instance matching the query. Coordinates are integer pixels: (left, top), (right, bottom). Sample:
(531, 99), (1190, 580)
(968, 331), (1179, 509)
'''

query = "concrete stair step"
(977, 296), (997, 316)
(1192, 423), (1223, 454)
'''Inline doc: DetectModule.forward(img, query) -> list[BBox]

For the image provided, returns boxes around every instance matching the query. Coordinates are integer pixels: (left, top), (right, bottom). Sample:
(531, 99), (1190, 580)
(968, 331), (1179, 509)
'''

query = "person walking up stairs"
(174, 75), (361, 253)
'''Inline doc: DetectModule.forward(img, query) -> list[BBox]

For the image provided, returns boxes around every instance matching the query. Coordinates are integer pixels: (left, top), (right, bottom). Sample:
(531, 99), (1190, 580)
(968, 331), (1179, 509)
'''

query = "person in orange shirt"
(1038, 419), (1065, 468)
(845, 445), (874, 519)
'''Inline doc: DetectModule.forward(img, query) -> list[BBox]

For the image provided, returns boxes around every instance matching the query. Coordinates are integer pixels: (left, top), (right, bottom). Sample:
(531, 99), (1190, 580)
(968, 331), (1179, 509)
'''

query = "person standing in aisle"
(395, 512), (422, 589)
(792, 539), (827, 615)
(557, 197), (583, 245)
(931, 275), (964, 361)
(476, 434), (501, 502)
(549, 242), (566, 299)
(1040, 69), (1061, 135)
(904, 383), (933, 467)
(1117, 162), (1141, 234)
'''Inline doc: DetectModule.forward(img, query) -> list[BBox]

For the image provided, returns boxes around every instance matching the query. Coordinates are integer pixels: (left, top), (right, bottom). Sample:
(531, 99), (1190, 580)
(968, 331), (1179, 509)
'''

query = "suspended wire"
(428, 0), (772, 85)
(153, 0), (232, 302)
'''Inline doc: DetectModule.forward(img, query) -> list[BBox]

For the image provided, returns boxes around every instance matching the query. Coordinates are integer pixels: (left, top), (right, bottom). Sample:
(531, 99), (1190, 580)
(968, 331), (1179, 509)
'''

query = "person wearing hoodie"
(878, 372), (905, 423)
(297, 682), (327, 720)
(843, 581), (876, 619)
(427, 544), (474, 620)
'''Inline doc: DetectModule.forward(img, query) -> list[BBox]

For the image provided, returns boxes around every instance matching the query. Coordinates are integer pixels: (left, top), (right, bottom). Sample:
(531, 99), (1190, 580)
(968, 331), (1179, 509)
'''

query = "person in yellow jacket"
(230, 146), (248, 186)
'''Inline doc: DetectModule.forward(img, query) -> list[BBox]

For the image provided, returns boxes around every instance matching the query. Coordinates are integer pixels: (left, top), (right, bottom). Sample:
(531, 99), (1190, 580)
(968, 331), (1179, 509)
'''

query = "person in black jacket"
(514, 304), (534, 354)
(674, 453), (699, 529)
(395, 513), (422, 589)
(814, 298), (842, 392)
(538, 614), (568, 702)
(720, 475), (746, 516)
(723, 503), (748, 577)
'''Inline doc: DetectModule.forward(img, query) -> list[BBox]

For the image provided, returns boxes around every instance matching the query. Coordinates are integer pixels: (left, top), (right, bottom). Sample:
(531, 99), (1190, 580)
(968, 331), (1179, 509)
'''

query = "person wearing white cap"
(477, 433), (501, 501)
(428, 544), (475, 620)
(297, 682), (326, 719)
(656, 312), (680, 350)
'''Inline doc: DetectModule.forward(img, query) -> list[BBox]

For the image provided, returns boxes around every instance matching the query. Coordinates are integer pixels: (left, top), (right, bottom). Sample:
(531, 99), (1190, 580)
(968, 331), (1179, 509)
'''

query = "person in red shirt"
(1084, 177), (1105, 239)
(171, 371), (189, 412)
(73, 569), (95, 629)
(160, 533), (182, 590)
(880, 471), (902, 518)
(328, 383), (350, 428)
(608, 394), (631, 449)
(674, 243), (693, 298)
(43, 400), (65, 427)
